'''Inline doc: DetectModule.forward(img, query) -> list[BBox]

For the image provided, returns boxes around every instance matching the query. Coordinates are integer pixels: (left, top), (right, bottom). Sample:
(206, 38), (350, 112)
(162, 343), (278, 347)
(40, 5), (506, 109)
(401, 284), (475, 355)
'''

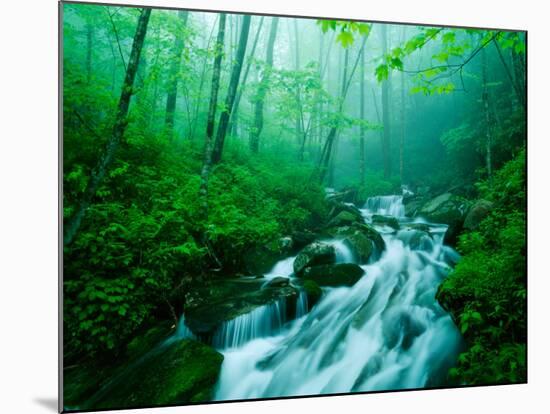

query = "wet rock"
(243, 237), (294, 274)
(264, 276), (290, 288)
(302, 279), (322, 307)
(417, 193), (470, 246)
(397, 229), (433, 251)
(463, 199), (493, 230)
(185, 278), (298, 337)
(293, 242), (336, 275)
(327, 210), (363, 227)
(290, 230), (318, 251)
(301, 263), (365, 287)
(372, 214), (400, 230)
(343, 232), (374, 264)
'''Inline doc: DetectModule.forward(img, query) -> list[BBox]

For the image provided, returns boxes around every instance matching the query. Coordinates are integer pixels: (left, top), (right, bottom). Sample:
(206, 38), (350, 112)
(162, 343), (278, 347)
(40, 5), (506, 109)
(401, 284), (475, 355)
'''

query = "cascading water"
(212, 300), (288, 349)
(214, 194), (463, 400)
(364, 195), (406, 217)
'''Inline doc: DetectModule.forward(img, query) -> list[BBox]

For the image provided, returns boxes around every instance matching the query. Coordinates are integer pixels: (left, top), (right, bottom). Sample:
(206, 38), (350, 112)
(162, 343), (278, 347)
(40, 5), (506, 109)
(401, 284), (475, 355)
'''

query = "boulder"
(372, 214), (400, 230)
(290, 230), (318, 251)
(417, 193), (470, 246)
(343, 232), (374, 264)
(243, 237), (294, 274)
(327, 210), (363, 227)
(293, 242), (336, 275)
(397, 229), (434, 251)
(88, 340), (224, 409)
(302, 279), (322, 307)
(301, 263), (365, 287)
(463, 199), (494, 230)
(185, 278), (298, 337)
(264, 276), (290, 288)
(324, 223), (385, 254)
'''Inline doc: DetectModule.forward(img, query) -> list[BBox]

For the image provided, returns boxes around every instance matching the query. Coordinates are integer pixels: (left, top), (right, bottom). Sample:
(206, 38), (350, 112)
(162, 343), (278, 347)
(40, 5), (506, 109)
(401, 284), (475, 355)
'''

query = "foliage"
(437, 148), (526, 385)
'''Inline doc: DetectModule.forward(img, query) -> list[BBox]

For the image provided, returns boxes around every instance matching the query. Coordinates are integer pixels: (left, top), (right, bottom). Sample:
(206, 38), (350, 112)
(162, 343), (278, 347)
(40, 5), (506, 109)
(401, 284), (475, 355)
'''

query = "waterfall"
(212, 299), (288, 350)
(327, 239), (355, 263)
(295, 290), (309, 318)
(215, 194), (463, 400)
(363, 195), (405, 217)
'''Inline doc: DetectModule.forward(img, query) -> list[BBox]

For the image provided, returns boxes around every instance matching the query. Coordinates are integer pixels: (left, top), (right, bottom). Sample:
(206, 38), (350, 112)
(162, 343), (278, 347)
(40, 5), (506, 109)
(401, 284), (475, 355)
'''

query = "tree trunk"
(229, 16), (265, 137)
(64, 8), (152, 246)
(249, 17), (279, 153)
(86, 22), (93, 84)
(199, 14), (226, 221)
(211, 15), (252, 164)
(381, 24), (392, 179)
(164, 11), (189, 138)
(481, 47), (493, 184)
(359, 42), (366, 187)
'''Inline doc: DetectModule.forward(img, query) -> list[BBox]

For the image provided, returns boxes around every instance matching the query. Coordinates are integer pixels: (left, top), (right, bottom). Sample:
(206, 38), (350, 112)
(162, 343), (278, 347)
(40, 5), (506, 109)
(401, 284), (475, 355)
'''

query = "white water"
(214, 195), (463, 399)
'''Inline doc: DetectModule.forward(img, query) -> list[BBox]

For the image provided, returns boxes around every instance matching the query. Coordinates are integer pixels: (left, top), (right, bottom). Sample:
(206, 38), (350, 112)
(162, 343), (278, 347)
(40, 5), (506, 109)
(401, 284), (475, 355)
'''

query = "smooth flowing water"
(214, 195), (463, 399)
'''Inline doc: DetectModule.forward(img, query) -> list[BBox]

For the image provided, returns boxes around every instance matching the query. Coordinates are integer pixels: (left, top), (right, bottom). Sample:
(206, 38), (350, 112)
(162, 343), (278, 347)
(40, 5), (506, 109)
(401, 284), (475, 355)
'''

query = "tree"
(317, 26), (371, 183)
(211, 15), (252, 164)
(199, 14), (226, 221)
(249, 17), (279, 153)
(481, 46), (493, 184)
(164, 11), (189, 137)
(380, 24), (392, 179)
(359, 41), (366, 187)
(229, 16), (265, 136)
(63, 8), (152, 245)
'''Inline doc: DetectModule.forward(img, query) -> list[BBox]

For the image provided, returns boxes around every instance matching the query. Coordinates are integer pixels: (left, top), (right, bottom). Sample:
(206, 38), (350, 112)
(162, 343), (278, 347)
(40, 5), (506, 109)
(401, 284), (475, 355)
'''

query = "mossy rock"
(243, 238), (293, 274)
(327, 210), (363, 227)
(302, 279), (322, 307)
(185, 278), (298, 337)
(293, 242), (336, 275)
(417, 193), (471, 246)
(372, 214), (400, 230)
(87, 340), (224, 410)
(302, 263), (365, 287)
(343, 232), (373, 264)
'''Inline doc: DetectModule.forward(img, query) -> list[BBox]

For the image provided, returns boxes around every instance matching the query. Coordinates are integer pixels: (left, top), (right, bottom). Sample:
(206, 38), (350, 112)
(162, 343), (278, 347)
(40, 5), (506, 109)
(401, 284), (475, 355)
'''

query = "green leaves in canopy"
(317, 19), (371, 48)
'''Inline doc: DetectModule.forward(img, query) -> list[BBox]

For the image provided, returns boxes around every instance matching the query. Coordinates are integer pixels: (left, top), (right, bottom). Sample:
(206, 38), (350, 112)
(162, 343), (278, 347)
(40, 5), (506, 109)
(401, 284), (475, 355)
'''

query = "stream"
(212, 194), (463, 399)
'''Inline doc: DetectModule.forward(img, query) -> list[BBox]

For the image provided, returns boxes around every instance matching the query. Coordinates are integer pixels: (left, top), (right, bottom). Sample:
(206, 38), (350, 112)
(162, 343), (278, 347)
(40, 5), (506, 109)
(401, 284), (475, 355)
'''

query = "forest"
(62, 2), (526, 411)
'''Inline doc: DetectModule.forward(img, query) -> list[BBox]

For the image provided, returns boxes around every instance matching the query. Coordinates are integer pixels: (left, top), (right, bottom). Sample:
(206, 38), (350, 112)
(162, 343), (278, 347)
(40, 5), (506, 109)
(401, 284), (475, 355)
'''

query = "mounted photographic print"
(60, 0), (527, 411)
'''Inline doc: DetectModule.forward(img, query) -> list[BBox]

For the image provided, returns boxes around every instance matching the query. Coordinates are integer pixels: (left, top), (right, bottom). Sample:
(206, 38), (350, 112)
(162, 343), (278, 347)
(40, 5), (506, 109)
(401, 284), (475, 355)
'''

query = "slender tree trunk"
(86, 22), (93, 84)
(249, 17), (279, 153)
(317, 32), (370, 184)
(481, 46), (492, 184)
(381, 24), (392, 179)
(229, 16), (265, 136)
(399, 69), (406, 187)
(164, 11), (189, 138)
(199, 14), (226, 221)
(64, 8), (152, 246)
(293, 19), (302, 144)
(211, 15), (252, 164)
(359, 42), (366, 187)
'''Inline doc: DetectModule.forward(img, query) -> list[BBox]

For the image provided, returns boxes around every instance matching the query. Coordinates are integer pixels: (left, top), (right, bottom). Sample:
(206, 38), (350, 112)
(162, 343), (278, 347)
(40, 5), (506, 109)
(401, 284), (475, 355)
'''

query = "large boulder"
(301, 263), (365, 287)
(417, 193), (470, 246)
(397, 229), (434, 251)
(88, 340), (224, 409)
(323, 223), (385, 264)
(293, 242), (336, 275)
(463, 199), (493, 230)
(185, 278), (298, 337)
(372, 214), (400, 230)
(302, 279), (323, 307)
(243, 237), (294, 274)
(327, 210), (363, 227)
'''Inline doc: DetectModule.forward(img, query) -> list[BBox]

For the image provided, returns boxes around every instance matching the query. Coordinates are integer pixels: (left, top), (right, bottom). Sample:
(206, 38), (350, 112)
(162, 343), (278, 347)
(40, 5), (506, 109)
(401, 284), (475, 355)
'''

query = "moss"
(90, 340), (224, 409)
(302, 263), (365, 287)
(302, 279), (322, 306)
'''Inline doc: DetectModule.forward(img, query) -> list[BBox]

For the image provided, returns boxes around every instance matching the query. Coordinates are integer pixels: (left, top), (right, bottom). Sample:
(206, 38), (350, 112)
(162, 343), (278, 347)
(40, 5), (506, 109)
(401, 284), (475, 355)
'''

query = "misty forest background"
(62, 3), (526, 409)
